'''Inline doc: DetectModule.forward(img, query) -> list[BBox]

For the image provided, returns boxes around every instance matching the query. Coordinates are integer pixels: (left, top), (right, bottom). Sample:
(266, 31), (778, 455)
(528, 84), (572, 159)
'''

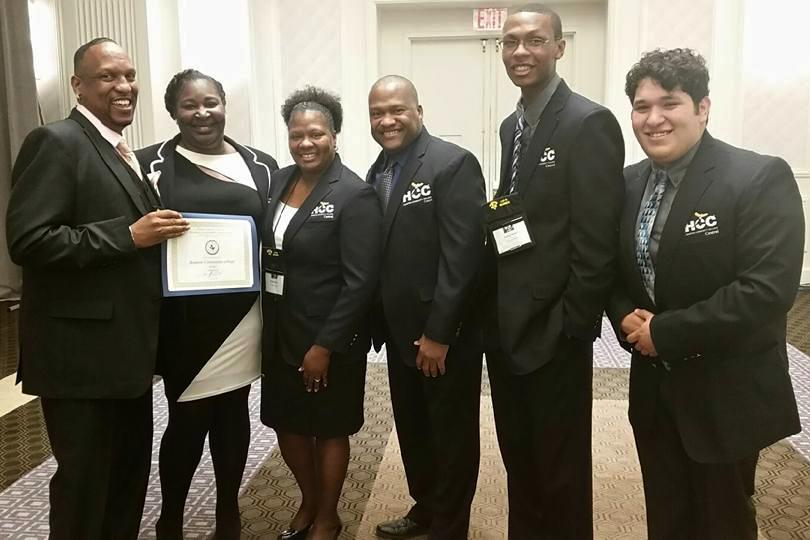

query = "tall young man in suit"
(608, 48), (803, 540)
(6, 38), (188, 539)
(367, 75), (486, 539)
(483, 5), (624, 538)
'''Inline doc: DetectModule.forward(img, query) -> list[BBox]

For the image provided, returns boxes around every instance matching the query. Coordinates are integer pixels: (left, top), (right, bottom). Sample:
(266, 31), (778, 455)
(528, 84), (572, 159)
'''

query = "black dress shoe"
(375, 517), (429, 539)
(278, 523), (312, 540)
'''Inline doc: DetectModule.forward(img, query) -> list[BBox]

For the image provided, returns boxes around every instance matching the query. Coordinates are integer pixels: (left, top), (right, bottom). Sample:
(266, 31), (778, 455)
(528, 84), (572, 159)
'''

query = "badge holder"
(484, 193), (535, 256)
(263, 248), (285, 296)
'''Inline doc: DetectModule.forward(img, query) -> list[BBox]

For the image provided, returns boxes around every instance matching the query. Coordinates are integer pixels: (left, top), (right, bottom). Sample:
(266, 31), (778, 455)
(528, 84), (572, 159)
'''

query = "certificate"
(162, 213), (259, 296)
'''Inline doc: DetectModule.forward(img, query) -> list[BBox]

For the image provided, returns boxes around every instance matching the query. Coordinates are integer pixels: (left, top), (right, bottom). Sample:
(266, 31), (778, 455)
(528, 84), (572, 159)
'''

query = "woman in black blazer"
(261, 87), (382, 540)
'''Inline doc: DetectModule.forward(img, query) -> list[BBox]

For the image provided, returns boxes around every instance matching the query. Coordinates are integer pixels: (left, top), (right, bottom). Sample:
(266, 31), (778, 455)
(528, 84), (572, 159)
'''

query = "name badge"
(491, 218), (532, 255)
(263, 248), (285, 296)
(265, 271), (284, 296)
(484, 194), (535, 256)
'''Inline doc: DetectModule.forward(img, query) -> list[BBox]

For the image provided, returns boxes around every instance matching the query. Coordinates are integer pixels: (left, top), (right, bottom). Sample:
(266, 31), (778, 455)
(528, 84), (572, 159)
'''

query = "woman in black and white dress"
(137, 69), (278, 540)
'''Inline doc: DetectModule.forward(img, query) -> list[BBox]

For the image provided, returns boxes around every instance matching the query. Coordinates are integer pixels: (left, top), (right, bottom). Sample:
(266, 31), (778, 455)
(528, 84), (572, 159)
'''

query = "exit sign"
(473, 8), (508, 31)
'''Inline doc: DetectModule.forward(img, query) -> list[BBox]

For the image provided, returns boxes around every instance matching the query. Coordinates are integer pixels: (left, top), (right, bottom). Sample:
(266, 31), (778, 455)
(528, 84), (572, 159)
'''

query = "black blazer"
(367, 129), (486, 366)
(607, 132), (804, 463)
(7, 109), (161, 398)
(262, 156), (382, 368)
(136, 135), (277, 399)
(483, 80), (625, 375)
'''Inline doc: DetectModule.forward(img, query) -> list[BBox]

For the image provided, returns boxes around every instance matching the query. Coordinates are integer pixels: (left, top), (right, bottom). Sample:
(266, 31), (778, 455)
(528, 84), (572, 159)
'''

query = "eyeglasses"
(500, 37), (555, 51)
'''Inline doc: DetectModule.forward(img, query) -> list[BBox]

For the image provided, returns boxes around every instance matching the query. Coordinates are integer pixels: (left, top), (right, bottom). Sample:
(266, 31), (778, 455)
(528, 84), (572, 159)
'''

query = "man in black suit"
(482, 5), (624, 538)
(6, 38), (188, 539)
(367, 75), (486, 539)
(607, 48), (803, 540)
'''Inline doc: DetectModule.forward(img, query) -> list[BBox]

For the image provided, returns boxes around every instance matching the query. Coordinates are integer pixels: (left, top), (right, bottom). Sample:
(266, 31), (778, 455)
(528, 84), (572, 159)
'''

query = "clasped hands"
(621, 308), (658, 357)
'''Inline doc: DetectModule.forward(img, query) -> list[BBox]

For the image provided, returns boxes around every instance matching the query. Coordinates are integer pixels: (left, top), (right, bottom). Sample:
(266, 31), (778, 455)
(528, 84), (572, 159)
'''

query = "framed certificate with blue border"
(162, 213), (259, 297)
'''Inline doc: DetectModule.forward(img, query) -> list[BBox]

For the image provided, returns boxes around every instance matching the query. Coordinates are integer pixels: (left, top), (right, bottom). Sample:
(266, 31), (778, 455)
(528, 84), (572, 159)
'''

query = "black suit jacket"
(6, 109), (161, 398)
(607, 132), (803, 463)
(484, 80), (625, 374)
(261, 156), (382, 368)
(367, 129), (486, 366)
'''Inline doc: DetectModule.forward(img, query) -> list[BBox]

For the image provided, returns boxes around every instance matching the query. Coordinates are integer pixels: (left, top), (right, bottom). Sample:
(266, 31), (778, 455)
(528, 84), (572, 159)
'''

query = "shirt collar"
(516, 74), (561, 129)
(651, 133), (703, 188)
(76, 104), (123, 148)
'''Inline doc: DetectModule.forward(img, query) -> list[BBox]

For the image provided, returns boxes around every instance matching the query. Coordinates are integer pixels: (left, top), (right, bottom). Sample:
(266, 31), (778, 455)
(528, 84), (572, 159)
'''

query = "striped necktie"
(635, 169), (669, 301)
(507, 113), (525, 194)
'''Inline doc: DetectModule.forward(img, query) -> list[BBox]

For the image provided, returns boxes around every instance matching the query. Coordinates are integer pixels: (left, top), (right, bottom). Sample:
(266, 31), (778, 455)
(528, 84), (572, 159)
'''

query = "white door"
(411, 37), (487, 161)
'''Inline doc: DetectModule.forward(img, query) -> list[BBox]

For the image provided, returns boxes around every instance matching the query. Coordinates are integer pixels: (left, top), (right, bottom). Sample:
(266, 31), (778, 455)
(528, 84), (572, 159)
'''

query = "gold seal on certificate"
(162, 213), (260, 296)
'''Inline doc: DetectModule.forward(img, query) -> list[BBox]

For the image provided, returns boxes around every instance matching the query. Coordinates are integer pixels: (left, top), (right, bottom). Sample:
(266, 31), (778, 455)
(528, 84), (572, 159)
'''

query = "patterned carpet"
(1, 294), (810, 538)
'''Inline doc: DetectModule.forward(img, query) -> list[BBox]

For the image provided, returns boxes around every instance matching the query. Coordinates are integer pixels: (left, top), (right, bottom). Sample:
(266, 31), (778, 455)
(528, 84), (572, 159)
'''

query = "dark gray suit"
(6, 109), (161, 539)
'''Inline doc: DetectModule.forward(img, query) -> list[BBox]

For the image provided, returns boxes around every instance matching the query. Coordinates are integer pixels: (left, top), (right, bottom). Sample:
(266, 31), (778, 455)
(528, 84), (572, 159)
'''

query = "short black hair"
(164, 69), (226, 119)
(73, 37), (117, 74)
(625, 48), (709, 107)
(281, 86), (342, 134)
(511, 4), (562, 40)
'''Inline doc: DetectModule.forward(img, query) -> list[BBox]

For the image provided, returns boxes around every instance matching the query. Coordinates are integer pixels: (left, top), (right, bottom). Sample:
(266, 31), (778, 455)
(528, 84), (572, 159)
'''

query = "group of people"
(5, 3), (805, 540)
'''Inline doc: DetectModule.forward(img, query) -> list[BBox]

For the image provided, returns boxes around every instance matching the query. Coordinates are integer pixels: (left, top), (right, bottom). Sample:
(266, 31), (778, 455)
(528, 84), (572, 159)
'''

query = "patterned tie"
(635, 169), (669, 301)
(116, 138), (143, 180)
(507, 113), (525, 194)
(376, 158), (395, 209)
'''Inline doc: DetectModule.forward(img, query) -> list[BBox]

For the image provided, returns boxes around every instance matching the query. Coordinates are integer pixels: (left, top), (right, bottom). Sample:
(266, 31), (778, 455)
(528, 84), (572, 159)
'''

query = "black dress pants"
(633, 385), (759, 540)
(386, 338), (482, 540)
(40, 388), (153, 540)
(155, 385), (251, 540)
(487, 336), (594, 540)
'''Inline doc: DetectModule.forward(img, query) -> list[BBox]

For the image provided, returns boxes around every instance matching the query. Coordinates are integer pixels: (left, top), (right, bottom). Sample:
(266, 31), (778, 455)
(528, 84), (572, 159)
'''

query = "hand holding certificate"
(162, 213), (259, 296)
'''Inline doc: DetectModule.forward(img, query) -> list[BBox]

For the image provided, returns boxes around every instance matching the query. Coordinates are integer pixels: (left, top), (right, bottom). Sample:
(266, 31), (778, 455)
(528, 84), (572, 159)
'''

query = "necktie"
(635, 169), (669, 301)
(376, 158), (395, 209)
(116, 138), (143, 181)
(507, 113), (525, 194)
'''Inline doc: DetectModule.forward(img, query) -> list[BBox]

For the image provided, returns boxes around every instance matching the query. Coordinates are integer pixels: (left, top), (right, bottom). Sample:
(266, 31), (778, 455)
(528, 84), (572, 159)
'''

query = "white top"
(175, 145), (255, 191)
(178, 297), (262, 401)
(272, 202), (298, 248)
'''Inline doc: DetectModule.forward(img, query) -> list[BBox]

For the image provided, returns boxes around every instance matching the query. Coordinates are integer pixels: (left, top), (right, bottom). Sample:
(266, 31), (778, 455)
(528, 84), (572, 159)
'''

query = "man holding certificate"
(137, 69), (278, 539)
(7, 38), (188, 539)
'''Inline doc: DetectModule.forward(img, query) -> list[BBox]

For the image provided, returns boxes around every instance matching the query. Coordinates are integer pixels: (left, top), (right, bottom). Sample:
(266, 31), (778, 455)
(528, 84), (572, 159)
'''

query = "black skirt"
(260, 347), (367, 438)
